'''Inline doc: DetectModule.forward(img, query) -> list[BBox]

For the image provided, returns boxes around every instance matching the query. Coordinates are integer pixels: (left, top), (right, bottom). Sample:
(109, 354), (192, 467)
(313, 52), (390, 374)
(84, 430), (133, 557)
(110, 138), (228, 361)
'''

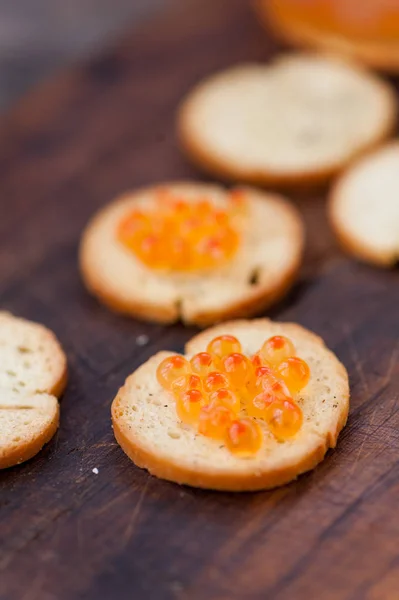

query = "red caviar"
(277, 357), (311, 393)
(156, 333), (310, 457)
(260, 335), (295, 366)
(209, 388), (240, 414)
(225, 418), (263, 457)
(206, 335), (242, 364)
(117, 190), (244, 271)
(190, 352), (214, 377)
(176, 389), (204, 425)
(222, 353), (251, 388)
(156, 355), (190, 390)
(171, 373), (202, 396)
(203, 371), (230, 394)
(199, 404), (235, 439)
(265, 398), (303, 441)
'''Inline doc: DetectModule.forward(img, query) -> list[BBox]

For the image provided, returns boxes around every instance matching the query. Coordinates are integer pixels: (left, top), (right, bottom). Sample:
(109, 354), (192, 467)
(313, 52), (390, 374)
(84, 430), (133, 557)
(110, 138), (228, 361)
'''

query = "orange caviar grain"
(225, 418), (263, 456)
(203, 371), (230, 394)
(176, 389), (205, 425)
(206, 335), (242, 362)
(246, 391), (275, 419)
(260, 335), (296, 366)
(221, 353), (251, 388)
(198, 404), (235, 440)
(117, 193), (240, 272)
(265, 399), (303, 440)
(190, 352), (214, 377)
(250, 354), (263, 369)
(229, 189), (248, 217)
(171, 373), (202, 397)
(246, 365), (277, 398)
(277, 357), (310, 393)
(261, 377), (291, 400)
(209, 388), (240, 414)
(156, 355), (190, 390)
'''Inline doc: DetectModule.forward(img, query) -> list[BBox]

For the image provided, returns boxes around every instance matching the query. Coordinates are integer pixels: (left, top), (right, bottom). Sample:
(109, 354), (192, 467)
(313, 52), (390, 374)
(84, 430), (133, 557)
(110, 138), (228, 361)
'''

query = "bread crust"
(177, 57), (396, 188)
(80, 182), (304, 326)
(112, 319), (350, 491)
(328, 142), (399, 267)
(0, 401), (60, 470)
(0, 312), (67, 469)
(255, 0), (399, 73)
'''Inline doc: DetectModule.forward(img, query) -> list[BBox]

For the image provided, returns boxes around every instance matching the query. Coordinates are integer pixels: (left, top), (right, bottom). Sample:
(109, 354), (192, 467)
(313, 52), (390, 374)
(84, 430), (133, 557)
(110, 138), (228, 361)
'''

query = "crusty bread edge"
(177, 57), (396, 188)
(182, 246), (302, 327)
(0, 403), (60, 470)
(255, 0), (399, 73)
(0, 312), (68, 469)
(112, 320), (349, 491)
(328, 146), (399, 268)
(79, 184), (304, 326)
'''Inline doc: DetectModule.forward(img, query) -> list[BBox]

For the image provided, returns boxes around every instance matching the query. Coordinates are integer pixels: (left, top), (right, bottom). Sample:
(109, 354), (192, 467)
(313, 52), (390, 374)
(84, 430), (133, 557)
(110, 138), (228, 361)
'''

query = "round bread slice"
(79, 182), (304, 326)
(256, 0), (399, 73)
(329, 142), (399, 267)
(112, 319), (349, 491)
(178, 54), (396, 187)
(0, 312), (67, 468)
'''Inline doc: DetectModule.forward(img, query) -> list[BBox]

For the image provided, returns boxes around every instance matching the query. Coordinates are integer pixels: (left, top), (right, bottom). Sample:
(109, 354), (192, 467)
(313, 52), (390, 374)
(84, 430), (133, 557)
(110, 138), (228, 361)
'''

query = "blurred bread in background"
(329, 142), (399, 267)
(178, 54), (396, 187)
(256, 0), (399, 73)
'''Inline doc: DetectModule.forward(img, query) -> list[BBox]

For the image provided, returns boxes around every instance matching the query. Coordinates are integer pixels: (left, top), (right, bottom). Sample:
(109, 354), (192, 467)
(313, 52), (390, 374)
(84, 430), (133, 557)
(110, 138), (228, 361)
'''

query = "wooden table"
(1, 1), (398, 598)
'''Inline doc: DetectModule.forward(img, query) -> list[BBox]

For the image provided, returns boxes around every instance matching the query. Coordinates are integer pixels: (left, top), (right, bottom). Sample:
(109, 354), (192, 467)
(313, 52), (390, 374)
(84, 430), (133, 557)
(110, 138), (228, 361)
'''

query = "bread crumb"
(92, 467), (99, 475)
(136, 335), (149, 346)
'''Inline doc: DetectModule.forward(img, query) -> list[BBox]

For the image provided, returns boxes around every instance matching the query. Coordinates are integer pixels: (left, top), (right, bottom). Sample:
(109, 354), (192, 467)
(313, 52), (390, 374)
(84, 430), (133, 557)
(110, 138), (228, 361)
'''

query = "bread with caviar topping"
(329, 142), (399, 267)
(0, 311), (67, 469)
(178, 54), (396, 187)
(79, 182), (304, 326)
(111, 319), (349, 491)
(256, 0), (399, 74)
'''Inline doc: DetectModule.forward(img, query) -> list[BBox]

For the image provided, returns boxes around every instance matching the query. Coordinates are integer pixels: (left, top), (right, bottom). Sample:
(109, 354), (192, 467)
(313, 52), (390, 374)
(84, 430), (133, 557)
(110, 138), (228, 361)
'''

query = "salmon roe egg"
(203, 371), (230, 394)
(253, 365), (276, 390)
(176, 389), (204, 425)
(209, 388), (240, 414)
(265, 399), (303, 440)
(198, 404), (235, 440)
(206, 335), (242, 363)
(277, 357), (310, 393)
(156, 355), (190, 390)
(246, 391), (275, 419)
(117, 193), (240, 272)
(250, 354), (263, 369)
(221, 353), (251, 388)
(190, 352), (214, 377)
(171, 373), (202, 397)
(260, 336), (296, 366)
(225, 418), (263, 456)
(261, 377), (291, 401)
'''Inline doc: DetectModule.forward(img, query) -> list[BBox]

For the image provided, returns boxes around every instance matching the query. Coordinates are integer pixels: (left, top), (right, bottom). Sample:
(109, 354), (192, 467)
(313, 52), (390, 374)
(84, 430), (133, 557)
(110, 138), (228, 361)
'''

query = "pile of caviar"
(117, 189), (245, 271)
(156, 334), (310, 457)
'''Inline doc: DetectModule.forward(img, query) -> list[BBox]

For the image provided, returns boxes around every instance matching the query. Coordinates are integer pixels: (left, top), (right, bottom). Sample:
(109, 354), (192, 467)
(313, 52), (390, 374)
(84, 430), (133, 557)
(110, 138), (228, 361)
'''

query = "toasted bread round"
(256, 0), (399, 73)
(178, 54), (396, 187)
(79, 182), (304, 326)
(329, 142), (399, 267)
(0, 312), (67, 468)
(112, 319), (349, 491)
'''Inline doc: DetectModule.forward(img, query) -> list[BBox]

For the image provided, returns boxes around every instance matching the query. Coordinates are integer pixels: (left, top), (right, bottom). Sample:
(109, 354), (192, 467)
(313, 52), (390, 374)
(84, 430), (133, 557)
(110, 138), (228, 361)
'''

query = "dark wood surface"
(1, 1), (399, 598)
(0, 0), (165, 110)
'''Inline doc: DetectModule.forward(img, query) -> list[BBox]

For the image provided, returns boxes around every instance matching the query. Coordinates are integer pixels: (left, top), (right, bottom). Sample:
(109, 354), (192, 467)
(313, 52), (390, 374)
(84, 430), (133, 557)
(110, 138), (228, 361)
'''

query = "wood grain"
(0, 1), (398, 598)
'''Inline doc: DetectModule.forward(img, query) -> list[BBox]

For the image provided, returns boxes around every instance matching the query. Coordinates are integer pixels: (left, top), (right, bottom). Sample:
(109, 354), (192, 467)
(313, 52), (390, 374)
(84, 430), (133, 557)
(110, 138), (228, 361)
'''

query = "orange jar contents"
(265, 0), (399, 55)
(117, 190), (243, 271)
(156, 334), (310, 457)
